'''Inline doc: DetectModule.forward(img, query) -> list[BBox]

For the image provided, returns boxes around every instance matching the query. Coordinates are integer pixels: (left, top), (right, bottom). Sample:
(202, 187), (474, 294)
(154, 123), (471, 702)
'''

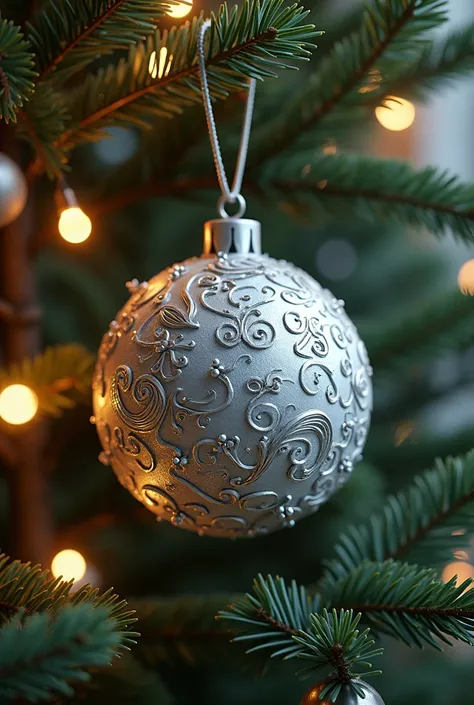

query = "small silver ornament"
(0, 154), (28, 228)
(301, 680), (385, 705)
(92, 218), (372, 538)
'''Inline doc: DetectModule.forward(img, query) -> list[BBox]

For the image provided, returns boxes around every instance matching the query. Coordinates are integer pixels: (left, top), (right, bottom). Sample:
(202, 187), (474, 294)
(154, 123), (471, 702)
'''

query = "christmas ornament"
(0, 153), (28, 227)
(92, 20), (372, 538)
(301, 680), (385, 705)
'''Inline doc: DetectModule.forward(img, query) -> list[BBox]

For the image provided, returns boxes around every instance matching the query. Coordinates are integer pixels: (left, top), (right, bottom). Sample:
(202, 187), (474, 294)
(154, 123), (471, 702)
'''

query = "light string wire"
(198, 18), (256, 219)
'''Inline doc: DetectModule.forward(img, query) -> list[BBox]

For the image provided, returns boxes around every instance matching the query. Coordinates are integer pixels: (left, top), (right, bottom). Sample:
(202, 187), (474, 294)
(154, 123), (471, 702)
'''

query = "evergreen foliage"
(321, 452), (474, 577)
(1, 0), (474, 702)
(0, 344), (94, 416)
(0, 20), (36, 121)
(261, 154), (474, 244)
(27, 0), (172, 82)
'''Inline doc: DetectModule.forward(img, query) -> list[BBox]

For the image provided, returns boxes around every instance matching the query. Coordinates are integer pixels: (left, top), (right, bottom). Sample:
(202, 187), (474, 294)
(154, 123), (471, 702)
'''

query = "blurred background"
(2, 0), (474, 703)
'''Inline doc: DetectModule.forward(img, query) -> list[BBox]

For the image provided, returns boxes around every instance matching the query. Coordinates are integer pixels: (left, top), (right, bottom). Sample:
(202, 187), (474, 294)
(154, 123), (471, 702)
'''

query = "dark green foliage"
(0, 20), (36, 121)
(364, 289), (474, 373)
(0, 604), (121, 702)
(388, 20), (474, 99)
(251, 0), (448, 158)
(294, 610), (383, 700)
(0, 554), (138, 646)
(0, 344), (94, 416)
(67, 654), (174, 705)
(325, 560), (474, 649)
(17, 82), (70, 175)
(62, 0), (319, 147)
(261, 154), (474, 244)
(27, 0), (172, 82)
(321, 452), (474, 580)
(219, 574), (319, 660)
(134, 594), (234, 665)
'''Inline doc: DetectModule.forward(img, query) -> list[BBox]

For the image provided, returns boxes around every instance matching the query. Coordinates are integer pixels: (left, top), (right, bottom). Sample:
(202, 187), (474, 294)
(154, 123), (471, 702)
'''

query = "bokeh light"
(51, 549), (87, 582)
(166, 0), (193, 18)
(375, 96), (416, 131)
(316, 238), (358, 281)
(458, 259), (474, 295)
(58, 207), (92, 244)
(442, 560), (474, 585)
(148, 47), (173, 80)
(0, 384), (38, 425)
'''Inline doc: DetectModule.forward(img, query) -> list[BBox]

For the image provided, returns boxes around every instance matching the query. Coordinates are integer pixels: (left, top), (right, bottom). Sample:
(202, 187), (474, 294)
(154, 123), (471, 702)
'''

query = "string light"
(51, 549), (87, 582)
(148, 47), (173, 80)
(0, 384), (38, 425)
(375, 96), (416, 131)
(57, 183), (92, 244)
(166, 0), (193, 18)
(458, 259), (474, 295)
(442, 560), (474, 586)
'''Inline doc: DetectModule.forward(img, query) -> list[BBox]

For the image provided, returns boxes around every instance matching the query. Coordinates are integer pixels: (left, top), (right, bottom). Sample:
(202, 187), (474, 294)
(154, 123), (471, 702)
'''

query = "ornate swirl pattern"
(93, 249), (373, 538)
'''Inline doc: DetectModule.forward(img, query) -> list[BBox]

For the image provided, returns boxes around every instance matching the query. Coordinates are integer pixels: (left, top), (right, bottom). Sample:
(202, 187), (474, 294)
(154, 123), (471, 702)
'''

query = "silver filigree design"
(133, 324), (196, 382)
(111, 365), (166, 432)
(201, 280), (276, 349)
(93, 249), (373, 538)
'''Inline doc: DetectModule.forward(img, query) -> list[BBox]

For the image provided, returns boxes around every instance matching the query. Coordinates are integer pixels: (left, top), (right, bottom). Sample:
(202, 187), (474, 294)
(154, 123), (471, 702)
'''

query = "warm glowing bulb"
(375, 96), (416, 131)
(166, 0), (193, 18)
(458, 259), (474, 295)
(148, 48), (173, 80)
(58, 207), (92, 244)
(0, 384), (38, 425)
(51, 549), (87, 582)
(442, 560), (474, 586)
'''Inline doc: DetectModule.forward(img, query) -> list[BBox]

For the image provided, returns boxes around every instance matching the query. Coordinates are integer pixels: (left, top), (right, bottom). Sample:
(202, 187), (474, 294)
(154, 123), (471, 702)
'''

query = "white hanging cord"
(198, 19), (256, 219)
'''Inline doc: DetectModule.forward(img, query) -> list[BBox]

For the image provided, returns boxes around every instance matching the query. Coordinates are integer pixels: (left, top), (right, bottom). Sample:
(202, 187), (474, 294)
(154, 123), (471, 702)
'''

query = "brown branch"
(0, 130), (53, 567)
(38, 0), (130, 81)
(387, 488), (474, 562)
(254, 1), (417, 163)
(255, 607), (299, 636)
(0, 299), (42, 324)
(0, 52), (10, 104)
(345, 603), (474, 618)
(271, 179), (474, 221)
(0, 431), (18, 467)
(329, 644), (352, 684)
(58, 27), (278, 143)
(91, 174), (474, 227)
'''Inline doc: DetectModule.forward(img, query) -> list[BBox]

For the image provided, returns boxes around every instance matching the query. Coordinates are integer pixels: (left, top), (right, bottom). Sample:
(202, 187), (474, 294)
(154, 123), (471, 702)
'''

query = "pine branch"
(27, 0), (173, 83)
(325, 560), (474, 649)
(17, 82), (70, 176)
(0, 554), (137, 648)
(0, 20), (36, 122)
(219, 574), (319, 660)
(251, 0), (447, 162)
(67, 653), (173, 705)
(260, 154), (474, 245)
(0, 344), (94, 418)
(0, 604), (121, 702)
(134, 594), (239, 665)
(294, 610), (383, 700)
(320, 452), (474, 584)
(387, 20), (474, 99)
(363, 289), (474, 373)
(59, 0), (319, 151)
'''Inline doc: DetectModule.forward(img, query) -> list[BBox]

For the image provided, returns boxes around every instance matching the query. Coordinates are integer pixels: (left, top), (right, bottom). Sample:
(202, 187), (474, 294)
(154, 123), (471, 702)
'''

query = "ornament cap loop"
(217, 193), (246, 219)
(203, 217), (262, 256)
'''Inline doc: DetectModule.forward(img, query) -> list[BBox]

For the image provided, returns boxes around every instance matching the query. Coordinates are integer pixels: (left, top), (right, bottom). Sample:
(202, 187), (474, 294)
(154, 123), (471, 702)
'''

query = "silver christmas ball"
(301, 680), (385, 705)
(92, 218), (372, 538)
(0, 154), (28, 228)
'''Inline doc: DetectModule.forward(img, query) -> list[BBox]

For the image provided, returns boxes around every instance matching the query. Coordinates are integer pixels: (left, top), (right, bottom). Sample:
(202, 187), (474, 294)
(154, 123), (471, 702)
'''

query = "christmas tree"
(1, 0), (474, 702)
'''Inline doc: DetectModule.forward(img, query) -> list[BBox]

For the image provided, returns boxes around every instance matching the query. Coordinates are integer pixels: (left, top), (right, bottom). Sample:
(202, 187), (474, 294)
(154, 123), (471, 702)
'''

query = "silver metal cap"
(203, 218), (262, 256)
